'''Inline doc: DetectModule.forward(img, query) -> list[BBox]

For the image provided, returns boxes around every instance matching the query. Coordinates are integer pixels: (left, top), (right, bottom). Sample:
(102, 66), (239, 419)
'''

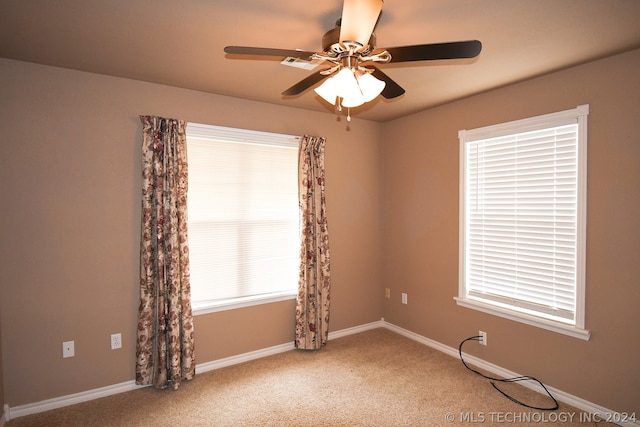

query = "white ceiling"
(2, 0), (640, 122)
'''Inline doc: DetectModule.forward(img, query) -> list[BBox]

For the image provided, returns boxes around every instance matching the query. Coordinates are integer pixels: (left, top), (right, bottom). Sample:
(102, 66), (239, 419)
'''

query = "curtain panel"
(136, 115), (195, 389)
(295, 135), (332, 350)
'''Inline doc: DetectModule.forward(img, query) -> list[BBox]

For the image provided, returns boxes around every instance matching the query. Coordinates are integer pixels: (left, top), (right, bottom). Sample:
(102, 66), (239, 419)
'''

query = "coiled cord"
(458, 335), (559, 411)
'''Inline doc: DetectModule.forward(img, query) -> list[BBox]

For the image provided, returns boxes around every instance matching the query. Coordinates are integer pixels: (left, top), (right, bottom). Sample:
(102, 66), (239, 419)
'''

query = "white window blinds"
(459, 105), (588, 330)
(186, 123), (300, 312)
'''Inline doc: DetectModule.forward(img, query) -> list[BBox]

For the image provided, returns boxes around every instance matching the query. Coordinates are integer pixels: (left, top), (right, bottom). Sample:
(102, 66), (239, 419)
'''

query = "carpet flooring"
(6, 328), (608, 426)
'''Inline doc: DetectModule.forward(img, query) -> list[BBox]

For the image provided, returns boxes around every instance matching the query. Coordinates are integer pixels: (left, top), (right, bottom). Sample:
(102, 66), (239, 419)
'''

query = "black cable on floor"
(458, 335), (559, 411)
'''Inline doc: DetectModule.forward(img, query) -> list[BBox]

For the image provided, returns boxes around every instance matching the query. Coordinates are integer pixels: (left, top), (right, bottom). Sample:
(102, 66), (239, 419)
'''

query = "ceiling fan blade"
(339, 0), (383, 46)
(370, 67), (405, 99)
(282, 70), (329, 96)
(224, 46), (317, 60)
(386, 40), (482, 63)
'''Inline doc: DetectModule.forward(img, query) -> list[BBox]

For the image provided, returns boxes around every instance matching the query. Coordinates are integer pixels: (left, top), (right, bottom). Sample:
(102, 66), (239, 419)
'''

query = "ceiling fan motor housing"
(322, 21), (377, 56)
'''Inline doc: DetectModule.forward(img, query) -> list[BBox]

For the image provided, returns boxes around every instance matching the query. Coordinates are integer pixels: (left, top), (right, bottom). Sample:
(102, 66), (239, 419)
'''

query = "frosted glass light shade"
(357, 72), (386, 102)
(333, 68), (362, 101)
(334, 68), (364, 108)
(341, 94), (365, 108)
(314, 76), (339, 105)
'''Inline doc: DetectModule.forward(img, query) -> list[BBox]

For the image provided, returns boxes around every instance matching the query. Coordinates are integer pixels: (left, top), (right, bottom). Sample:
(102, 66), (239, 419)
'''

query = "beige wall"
(0, 58), (384, 406)
(1, 49), (639, 414)
(381, 49), (640, 414)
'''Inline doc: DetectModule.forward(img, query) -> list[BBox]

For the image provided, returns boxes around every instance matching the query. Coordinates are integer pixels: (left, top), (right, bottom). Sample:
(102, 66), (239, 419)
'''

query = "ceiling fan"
(224, 0), (481, 118)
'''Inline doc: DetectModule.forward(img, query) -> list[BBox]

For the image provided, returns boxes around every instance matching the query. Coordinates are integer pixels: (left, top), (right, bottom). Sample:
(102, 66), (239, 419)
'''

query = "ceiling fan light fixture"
(314, 67), (385, 108)
(314, 67), (365, 107)
(226, 0), (484, 118)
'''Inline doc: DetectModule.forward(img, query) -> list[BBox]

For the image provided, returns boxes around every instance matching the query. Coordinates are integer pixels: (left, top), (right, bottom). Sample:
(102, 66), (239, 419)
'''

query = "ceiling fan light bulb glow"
(334, 67), (366, 107)
(357, 72), (386, 102)
(333, 68), (360, 97)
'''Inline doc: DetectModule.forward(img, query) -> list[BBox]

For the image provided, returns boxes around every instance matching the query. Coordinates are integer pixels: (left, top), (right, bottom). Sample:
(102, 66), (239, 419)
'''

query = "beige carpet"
(7, 328), (607, 426)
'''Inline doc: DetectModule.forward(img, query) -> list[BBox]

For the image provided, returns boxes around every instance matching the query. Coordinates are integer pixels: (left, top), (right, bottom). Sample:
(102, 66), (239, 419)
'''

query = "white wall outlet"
(479, 330), (487, 346)
(401, 293), (408, 304)
(385, 288), (390, 299)
(62, 340), (75, 358)
(111, 333), (122, 350)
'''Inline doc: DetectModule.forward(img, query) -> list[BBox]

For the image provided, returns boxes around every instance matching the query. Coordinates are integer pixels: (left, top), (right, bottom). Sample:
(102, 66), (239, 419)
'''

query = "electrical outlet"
(479, 330), (487, 346)
(401, 293), (408, 304)
(385, 288), (390, 299)
(62, 340), (75, 358)
(111, 333), (122, 350)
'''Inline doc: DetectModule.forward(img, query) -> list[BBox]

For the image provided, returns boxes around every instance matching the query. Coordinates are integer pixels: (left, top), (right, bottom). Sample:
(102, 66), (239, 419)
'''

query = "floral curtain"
(295, 135), (332, 350)
(136, 115), (195, 389)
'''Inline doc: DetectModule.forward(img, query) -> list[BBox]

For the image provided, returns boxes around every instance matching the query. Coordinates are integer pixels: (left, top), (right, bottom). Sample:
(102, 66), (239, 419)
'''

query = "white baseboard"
(329, 319), (384, 340)
(5, 382), (146, 421)
(5, 319), (637, 426)
(382, 320), (640, 427)
(196, 319), (384, 375)
(1, 404), (8, 427)
(195, 342), (295, 374)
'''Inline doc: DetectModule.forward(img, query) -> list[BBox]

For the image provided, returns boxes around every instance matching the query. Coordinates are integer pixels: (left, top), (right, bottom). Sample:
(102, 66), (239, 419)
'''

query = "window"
(186, 123), (300, 315)
(456, 105), (590, 340)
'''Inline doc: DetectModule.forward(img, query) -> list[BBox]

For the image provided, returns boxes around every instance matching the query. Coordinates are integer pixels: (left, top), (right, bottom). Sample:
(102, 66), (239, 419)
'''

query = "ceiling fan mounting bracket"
(322, 22), (377, 56)
(314, 21), (390, 77)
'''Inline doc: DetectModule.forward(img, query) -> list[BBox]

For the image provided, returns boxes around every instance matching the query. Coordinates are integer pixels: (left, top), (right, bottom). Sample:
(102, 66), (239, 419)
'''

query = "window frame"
(185, 123), (300, 316)
(455, 105), (591, 340)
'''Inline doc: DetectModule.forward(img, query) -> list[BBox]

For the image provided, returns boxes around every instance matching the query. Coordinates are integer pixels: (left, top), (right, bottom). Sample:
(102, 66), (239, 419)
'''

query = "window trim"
(456, 105), (590, 340)
(186, 122), (301, 316)
(193, 291), (297, 316)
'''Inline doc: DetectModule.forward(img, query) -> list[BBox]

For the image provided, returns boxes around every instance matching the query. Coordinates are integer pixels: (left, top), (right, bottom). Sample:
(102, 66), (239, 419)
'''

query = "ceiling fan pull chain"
(347, 107), (352, 122)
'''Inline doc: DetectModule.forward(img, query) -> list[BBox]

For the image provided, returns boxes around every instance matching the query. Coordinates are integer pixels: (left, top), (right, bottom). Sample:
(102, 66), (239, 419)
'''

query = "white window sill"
(193, 291), (297, 316)
(454, 297), (591, 341)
